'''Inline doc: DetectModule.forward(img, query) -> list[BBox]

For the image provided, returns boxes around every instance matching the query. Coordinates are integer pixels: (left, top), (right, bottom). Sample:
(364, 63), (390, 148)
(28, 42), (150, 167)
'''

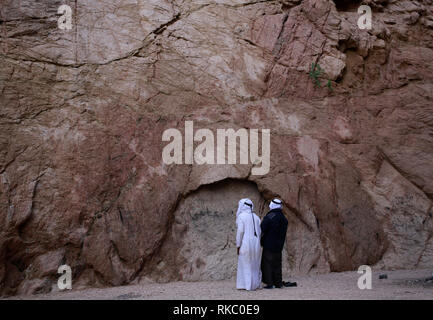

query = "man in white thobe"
(236, 198), (262, 291)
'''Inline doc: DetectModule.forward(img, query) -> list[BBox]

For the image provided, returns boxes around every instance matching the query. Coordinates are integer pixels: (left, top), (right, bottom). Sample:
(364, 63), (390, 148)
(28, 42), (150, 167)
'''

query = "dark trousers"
(261, 249), (282, 287)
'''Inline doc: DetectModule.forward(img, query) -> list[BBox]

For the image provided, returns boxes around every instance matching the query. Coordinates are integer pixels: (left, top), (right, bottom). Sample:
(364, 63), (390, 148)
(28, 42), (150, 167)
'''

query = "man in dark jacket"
(260, 198), (288, 289)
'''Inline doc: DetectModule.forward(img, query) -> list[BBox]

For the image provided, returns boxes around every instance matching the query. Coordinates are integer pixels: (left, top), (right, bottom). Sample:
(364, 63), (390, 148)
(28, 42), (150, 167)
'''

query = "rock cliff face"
(1, 0), (433, 296)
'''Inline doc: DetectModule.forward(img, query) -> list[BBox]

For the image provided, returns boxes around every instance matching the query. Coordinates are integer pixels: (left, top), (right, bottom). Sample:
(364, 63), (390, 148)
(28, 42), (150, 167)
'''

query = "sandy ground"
(5, 269), (433, 300)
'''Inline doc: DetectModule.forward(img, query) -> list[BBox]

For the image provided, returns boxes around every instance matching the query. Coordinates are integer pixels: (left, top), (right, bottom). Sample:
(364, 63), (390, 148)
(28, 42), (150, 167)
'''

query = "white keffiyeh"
(269, 198), (282, 210)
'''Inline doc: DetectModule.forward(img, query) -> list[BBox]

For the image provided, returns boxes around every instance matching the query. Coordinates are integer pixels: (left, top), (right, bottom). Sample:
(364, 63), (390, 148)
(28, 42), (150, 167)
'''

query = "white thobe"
(236, 212), (262, 290)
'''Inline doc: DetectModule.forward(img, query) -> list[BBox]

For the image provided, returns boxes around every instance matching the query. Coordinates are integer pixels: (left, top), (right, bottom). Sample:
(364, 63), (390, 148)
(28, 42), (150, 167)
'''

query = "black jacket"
(260, 209), (288, 252)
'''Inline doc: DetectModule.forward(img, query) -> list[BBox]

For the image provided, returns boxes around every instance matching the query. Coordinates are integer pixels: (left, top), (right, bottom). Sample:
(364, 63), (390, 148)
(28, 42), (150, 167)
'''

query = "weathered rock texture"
(1, 0), (433, 296)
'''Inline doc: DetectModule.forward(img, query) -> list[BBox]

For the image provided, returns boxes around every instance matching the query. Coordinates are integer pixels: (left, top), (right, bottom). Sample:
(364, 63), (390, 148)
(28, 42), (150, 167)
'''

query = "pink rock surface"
(0, 0), (432, 296)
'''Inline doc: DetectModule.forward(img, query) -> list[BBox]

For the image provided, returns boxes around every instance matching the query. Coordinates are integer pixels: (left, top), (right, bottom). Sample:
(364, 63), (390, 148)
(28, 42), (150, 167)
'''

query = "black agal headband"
(244, 201), (257, 237)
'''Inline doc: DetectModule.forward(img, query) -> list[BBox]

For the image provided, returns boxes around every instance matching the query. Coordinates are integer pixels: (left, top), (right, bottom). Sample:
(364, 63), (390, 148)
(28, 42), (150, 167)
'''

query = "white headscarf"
(269, 198), (282, 210)
(236, 198), (254, 218)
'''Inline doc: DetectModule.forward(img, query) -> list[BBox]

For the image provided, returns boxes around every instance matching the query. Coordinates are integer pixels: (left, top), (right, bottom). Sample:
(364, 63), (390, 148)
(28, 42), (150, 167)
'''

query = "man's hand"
(237, 247), (240, 255)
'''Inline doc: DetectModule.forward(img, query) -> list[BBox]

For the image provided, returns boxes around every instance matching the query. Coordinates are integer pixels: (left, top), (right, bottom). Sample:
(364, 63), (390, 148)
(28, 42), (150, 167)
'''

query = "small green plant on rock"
(309, 62), (323, 87)
(309, 62), (334, 91)
(326, 79), (333, 91)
